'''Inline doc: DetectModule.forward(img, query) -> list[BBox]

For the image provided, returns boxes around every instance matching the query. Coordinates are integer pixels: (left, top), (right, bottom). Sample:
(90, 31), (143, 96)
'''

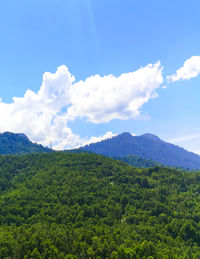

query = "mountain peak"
(80, 131), (200, 169)
(118, 132), (133, 138)
(0, 132), (52, 155)
(1, 132), (30, 141)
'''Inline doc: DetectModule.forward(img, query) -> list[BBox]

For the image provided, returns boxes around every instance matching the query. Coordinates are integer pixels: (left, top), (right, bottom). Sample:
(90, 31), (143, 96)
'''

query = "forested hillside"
(0, 132), (52, 154)
(1, 153), (200, 258)
(66, 149), (161, 168)
(115, 154), (161, 168)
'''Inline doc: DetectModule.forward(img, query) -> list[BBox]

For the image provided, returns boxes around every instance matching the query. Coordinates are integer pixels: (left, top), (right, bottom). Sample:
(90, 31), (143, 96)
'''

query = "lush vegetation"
(0, 132), (51, 154)
(0, 153), (200, 258)
(66, 150), (161, 168)
(115, 155), (161, 168)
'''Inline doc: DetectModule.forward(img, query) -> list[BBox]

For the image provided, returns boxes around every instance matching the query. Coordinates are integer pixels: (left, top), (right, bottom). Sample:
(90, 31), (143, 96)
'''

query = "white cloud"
(73, 131), (117, 149)
(0, 65), (78, 149)
(85, 131), (117, 144)
(68, 61), (163, 123)
(167, 56), (200, 82)
(0, 62), (163, 149)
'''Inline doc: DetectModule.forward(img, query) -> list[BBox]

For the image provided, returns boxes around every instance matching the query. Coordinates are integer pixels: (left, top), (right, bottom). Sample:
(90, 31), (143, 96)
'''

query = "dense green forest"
(114, 155), (161, 168)
(66, 149), (161, 168)
(0, 152), (200, 258)
(0, 132), (51, 155)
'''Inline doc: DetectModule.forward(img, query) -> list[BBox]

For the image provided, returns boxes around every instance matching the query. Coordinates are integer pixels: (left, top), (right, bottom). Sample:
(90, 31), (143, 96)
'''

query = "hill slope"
(80, 132), (200, 169)
(0, 153), (200, 257)
(0, 132), (52, 154)
(116, 154), (161, 168)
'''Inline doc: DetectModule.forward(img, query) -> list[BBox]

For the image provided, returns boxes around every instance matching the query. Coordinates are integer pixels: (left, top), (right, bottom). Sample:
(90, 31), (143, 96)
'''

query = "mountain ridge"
(80, 132), (200, 169)
(0, 131), (52, 154)
(1, 131), (200, 170)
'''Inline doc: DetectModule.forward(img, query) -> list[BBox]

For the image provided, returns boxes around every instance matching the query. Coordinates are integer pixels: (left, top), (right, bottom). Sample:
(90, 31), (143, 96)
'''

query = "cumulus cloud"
(167, 56), (200, 82)
(68, 62), (163, 123)
(0, 62), (163, 149)
(0, 65), (79, 149)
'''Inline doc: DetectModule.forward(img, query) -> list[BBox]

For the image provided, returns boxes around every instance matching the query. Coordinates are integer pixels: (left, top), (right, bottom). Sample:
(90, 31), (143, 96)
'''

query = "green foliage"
(115, 155), (161, 168)
(0, 132), (52, 155)
(0, 152), (200, 257)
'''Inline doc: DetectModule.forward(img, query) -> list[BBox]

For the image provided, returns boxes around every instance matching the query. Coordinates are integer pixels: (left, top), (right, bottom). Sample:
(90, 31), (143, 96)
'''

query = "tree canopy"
(0, 152), (200, 258)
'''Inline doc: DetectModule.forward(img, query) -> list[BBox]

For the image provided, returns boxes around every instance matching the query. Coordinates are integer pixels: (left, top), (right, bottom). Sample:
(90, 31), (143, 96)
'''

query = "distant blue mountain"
(80, 132), (200, 170)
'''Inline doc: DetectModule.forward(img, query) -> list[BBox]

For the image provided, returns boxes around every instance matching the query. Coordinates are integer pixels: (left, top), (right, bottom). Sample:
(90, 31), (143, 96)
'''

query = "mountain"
(0, 131), (52, 154)
(80, 132), (200, 169)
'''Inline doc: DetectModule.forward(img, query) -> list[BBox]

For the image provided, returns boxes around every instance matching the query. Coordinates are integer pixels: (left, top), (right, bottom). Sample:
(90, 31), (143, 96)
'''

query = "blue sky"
(1, 0), (200, 152)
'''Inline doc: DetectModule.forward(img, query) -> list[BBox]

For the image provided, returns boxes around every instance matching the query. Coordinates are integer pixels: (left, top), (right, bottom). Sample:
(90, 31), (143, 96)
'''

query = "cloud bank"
(167, 56), (200, 82)
(0, 62), (163, 149)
